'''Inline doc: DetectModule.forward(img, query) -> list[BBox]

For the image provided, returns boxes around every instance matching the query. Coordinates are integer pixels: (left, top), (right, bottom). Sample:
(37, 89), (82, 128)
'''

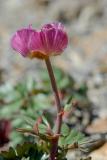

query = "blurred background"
(0, 0), (107, 159)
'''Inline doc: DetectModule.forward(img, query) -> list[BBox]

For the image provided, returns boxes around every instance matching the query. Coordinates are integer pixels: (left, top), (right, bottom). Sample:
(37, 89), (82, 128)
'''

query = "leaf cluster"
(0, 67), (90, 152)
(0, 142), (45, 160)
(59, 123), (89, 152)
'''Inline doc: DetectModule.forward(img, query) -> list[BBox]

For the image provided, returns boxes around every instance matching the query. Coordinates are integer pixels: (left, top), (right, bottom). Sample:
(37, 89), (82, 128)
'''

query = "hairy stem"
(45, 58), (62, 134)
(45, 58), (62, 160)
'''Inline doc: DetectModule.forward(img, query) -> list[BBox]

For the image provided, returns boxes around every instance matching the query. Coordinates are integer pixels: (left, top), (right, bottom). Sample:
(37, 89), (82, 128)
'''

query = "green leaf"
(0, 147), (16, 159)
(0, 143), (45, 160)
(64, 103), (72, 112)
(16, 142), (34, 158)
(42, 116), (50, 127)
(22, 116), (36, 127)
(59, 137), (66, 147)
(58, 77), (70, 89)
(64, 129), (86, 146)
(61, 123), (70, 136)
(38, 124), (47, 134)
(65, 129), (78, 145)
(75, 133), (85, 143)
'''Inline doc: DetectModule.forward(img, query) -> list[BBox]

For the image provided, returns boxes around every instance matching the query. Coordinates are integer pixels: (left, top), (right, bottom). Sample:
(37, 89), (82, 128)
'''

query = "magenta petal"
(29, 31), (45, 54)
(42, 22), (64, 30)
(11, 27), (37, 57)
(52, 29), (68, 54)
(39, 28), (56, 54)
(40, 22), (68, 55)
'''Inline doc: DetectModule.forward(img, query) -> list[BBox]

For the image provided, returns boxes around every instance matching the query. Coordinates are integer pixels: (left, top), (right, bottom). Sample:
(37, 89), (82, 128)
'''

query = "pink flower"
(11, 23), (68, 59)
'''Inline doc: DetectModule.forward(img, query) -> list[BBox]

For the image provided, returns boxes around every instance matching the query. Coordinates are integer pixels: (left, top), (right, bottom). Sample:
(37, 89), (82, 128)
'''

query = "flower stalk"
(45, 58), (63, 160)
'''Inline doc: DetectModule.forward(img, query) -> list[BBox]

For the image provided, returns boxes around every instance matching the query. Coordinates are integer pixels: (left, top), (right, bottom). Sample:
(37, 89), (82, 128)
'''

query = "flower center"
(28, 51), (48, 59)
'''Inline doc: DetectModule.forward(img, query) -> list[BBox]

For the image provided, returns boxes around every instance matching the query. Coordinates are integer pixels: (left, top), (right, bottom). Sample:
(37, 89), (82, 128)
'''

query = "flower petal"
(11, 27), (37, 57)
(40, 22), (68, 55)
(42, 22), (64, 30)
(29, 31), (45, 53)
(52, 29), (68, 54)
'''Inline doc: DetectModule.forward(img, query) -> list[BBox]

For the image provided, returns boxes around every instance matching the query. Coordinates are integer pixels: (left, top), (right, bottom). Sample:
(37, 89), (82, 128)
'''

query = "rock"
(86, 118), (107, 134)
(90, 143), (107, 160)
